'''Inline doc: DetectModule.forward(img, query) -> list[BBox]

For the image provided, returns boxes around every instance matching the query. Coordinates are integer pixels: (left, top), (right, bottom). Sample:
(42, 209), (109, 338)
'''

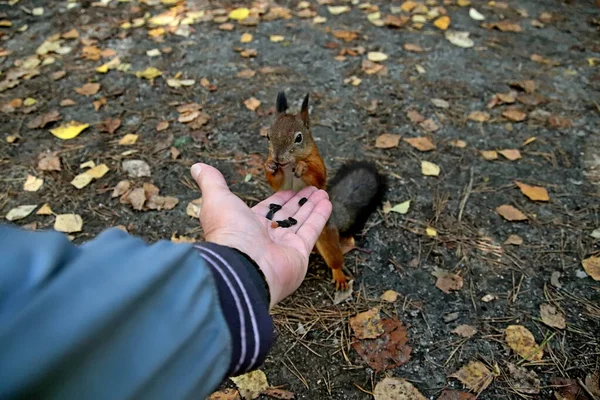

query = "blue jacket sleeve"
(0, 225), (273, 400)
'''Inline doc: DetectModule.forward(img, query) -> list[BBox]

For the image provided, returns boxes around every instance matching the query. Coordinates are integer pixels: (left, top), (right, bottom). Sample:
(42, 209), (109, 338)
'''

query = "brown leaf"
(200, 78), (217, 92)
(407, 109), (425, 123)
(98, 117), (121, 134)
(548, 115), (571, 129)
(37, 153), (61, 171)
(403, 137), (436, 152)
(60, 99), (76, 107)
(244, 97), (261, 111)
(156, 121), (169, 131)
(27, 110), (61, 129)
(237, 69), (256, 78)
(452, 325), (477, 338)
(420, 119), (440, 132)
(93, 97), (107, 111)
(432, 267), (463, 294)
(375, 133), (401, 149)
(540, 304), (566, 329)
(187, 112), (210, 129)
(52, 70), (67, 81)
(240, 48), (257, 58)
(208, 388), (241, 400)
(531, 53), (559, 66)
(178, 110), (200, 123)
(437, 390), (476, 400)
(482, 20), (522, 32)
(146, 195), (179, 211)
(361, 59), (384, 74)
(550, 377), (585, 400)
(350, 308), (384, 339)
(380, 290), (399, 302)
(112, 180), (131, 198)
(384, 14), (410, 28)
(515, 181), (550, 201)
(496, 91), (517, 103)
(373, 377), (427, 400)
(263, 388), (294, 399)
(124, 188), (147, 210)
(450, 361), (494, 394)
(517, 93), (545, 106)
(504, 234), (523, 245)
(74, 82), (101, 96)
(333, 30), (358, 41)
(505, 325), (544, 361)
(582, 256), (600, 281)
(502, 108), (527, 122)
(351, 318), (412, 372)
(481, 150), (498, 160)
(170, 147), (180, 159)
(585, 372), (600, 399)
(177, 103), (202, 113)
(498, 149), (521, 161)
(403, 43), (425, 53)
(218, 22), (235, 31)
(509, 80), (536, 93)
(507, 363), (540, 395)
(62, 28), (79, 39)
(496, 205), (527, 221)
(468, 111), (490, 122)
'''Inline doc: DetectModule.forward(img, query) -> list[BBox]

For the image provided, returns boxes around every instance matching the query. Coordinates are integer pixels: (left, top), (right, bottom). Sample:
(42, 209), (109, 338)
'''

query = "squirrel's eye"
(294, 132), (303, 144)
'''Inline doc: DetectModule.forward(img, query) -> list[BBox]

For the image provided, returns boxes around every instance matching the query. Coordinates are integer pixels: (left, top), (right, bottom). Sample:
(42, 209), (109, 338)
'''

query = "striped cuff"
(194, 242), (274, 377)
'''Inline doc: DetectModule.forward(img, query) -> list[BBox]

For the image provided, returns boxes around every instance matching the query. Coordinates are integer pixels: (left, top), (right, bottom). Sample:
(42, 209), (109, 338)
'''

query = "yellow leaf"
(496, 204), (527, 221)
(86, 164), (109, 179)
(244, 97), (261, 111)
(240, 32), (253, 43)
(270, 35), (285, 42)
(80, 160), (96, 169)
(119, 134), (139, 145)
(457, 0), (471, 6)
(401, 1), (418, 12)
(450, 361), (494, 393)
(327, 5), (350, 15)
(71, 173), (93, 189)
(523, 136), (536, 146)
(50, 121), (89, 140)
(186, 198), (203, 218)
(135, 67), (162, 80)
(229, 7), (250, 21)
(96, 58), (121, 73)
(368, 51), (388, 62)
(515, 181), (549, 202)
(349, 308), (384, 339)
(426, 227), (437, 237)
(23, 174), (43, 192)
(434, 16), (450, 30)
(54, 214), (83, 233)
(230, 370), (269, 399)
(582, 256), (600, 281)
(375, 133), (401, 149)
(505, 325), (544, 361)
(36, 203), (53, 215)
(390, 200), (410, 214)
(468, 110), (490, 122)
(498, 149), (521, 161)
(374, 377), (427, 400)
(313, 15), (327, 24)
(380, 290), (399, 302)
(6, 205), (38, 221)
(148, 13), (176, 26)
(421, 160), (440, 176)
(23, 97), (37, 106)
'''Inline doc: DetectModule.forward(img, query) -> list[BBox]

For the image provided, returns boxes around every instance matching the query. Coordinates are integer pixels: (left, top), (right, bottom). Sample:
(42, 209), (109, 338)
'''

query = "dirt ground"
(1, 0), (599, 399)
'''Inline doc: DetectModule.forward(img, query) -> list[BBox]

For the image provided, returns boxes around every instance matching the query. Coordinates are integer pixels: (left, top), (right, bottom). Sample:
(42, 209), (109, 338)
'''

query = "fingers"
(253, 186), (322, 222)
(296, 198), (332, 252)
(190, 163), (230, 202)
(285, 189), (330, 234)
(251, 190), (298, 217)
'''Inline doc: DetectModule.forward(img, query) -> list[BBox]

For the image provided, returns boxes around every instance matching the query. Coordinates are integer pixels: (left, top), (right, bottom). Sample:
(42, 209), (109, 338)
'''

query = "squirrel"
(264, 91), (386, 289)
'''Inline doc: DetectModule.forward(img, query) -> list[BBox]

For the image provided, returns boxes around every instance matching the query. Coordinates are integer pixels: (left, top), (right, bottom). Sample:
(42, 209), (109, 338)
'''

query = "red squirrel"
(264, 91), (386, 290)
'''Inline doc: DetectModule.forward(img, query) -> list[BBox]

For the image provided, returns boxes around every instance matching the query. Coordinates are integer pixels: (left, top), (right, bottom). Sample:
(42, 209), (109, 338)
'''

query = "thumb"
(190, 163), (230, 200)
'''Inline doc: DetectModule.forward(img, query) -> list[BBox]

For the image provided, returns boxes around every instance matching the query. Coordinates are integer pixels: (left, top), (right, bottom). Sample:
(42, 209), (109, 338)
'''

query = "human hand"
(191, 163), (332, 307)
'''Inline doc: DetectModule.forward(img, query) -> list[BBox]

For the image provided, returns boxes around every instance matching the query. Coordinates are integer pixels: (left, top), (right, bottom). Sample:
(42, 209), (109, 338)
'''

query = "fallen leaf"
(229, 7), (250, 21)
(407, 110), (425, 123)
(401, 1), (418, 12)
(452, 325), (477, 338)
(498, 149), (521, 161)
(539, 303), (566, 329)
(262, 388), (294, 399)
(332, 279), (354, 305)
(432, 267), (463, 293)
(136, 67), (162, 80)
(23, 175), (43, 192)
(450, 361), (494, 393)
(146, 195), (179, 211)
(156, 121), (169, 131)
(71, 173), (93, 189)
(350, 308), (385, 339)
(122, 160), (151, 178)
(381, 290), (399, 302)
(244, 97), (261, 111)
(514, 181), (549, 201)
(96, 57), (121, 73)
(390, 200), (410, 214)
(431, 98), (449, 108)
(585, 372), (600, 399)
(62, 28), (79, 39)
(426, 227), (437, 237)
(74, 82), (100, 96)
(450, 139), (467, 148)
(119, 134), (138, 145)
(36, 203), (53, 215)
(333, 30), (358, 41)
(123, 188), (146, 211)
(481, 294), (496, 302)
(37, 153), (61, 171)
(505, 325), (544, 361)
(270, 35), (285, 42)
(368, 51), (388, 62)
(27, 110), (61, 129)
(385, 14), (410, 28)
(87, 164), (109, 179)
(375, 133), (401, 149)
(170, 233), (196, 244)
(444, 312), (460, 323)
(240, 32), (253, 43)
(186, 198), (203, 218)
(343, 76), (362, 86)
(352, 318), (412, 372)
(438, 390), (476, 400)
(373, 377), (426, 400)
(445, 31), (474, 48)
(237, 69), (256, 78)
(482, 20), (522, 32)
(361, 59), (384, 74)
(421, 161), (440, 176)
(403, 43), (424, 53)
(469, 8), (485, 21)
(54, 214), (83, 233)
(419, 119), (440, 132)
(230, 370), (269, 400)
(504, 234), (523, 245)
(50, 121), (89, 140)
(208, 389), (241, 400)
(434, 15), (451, 30)
(507, 363), (540, 395)
(112, 180), (131, 198)
(481, 150), (498, 160)
(550, 377), (585, 400)
(502, 108), (527, 122)
(582, 256), (600, 281)
(530, 53), (559, 66)
(6, 205), (37, 221)
(496, 205), (527, 221)
(328, 5), (350, 15)
(60, 99), (76, 107)
(468, 111), (490, 122)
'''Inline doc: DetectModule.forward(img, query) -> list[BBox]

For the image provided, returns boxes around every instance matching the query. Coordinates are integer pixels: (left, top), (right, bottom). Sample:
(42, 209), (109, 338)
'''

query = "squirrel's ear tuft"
(299, 93), (310, 128)
(276, 91), (288, 114)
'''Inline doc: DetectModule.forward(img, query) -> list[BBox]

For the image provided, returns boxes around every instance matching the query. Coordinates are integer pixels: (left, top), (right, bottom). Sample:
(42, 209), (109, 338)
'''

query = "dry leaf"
(349, 308), (385, 339)
(450, 139), (467, 148)
(515, 181), (549, 201)
(367, 51), (388, 62)
(431, 98), (449, 108)
(240, 32), (253, 43)
(481, 294), (496, 302)
(432, 267), (463, 293)
(505, 325), (543, 361)
(407, 110), (425, 123)
(146, 195), (179, 211)
(229, 7), (250, 21)
(122, 160), (151, 178)
(156, 121), (169, 131)
(404, 43), (424, 52)
(496, 205), (527, 221)
(244, 97), (261, 111)
(23, 175), (43, 192)
(136, 67), (162, 80)
(507, 363), (540, 395)
(208, 388), (241, 400)
(333, 30), (358, 41)
(404, 137), (435, 151)
(362, 60), (384, 74)
(119, 134), (138, 145)
(434, 15), (451, 30)
(420, 119), (440, 132)
(237, 69), (256, 78)
(27, 110), (61, 129)
(6, 205), (37, 221)
(445, 31), (474, 48)
(230, 370), (269, 400)
(38, 154), (61, 171)
(482, 20), (522, 32)
(381, 290), (399, 302)
(498, 149), (521, 161)
(50, 121), (89, 140)
(504, 234), (523, 245)
(481, 150), (498, 160)
(74, 82), (100, 96)
(122, 188), (145, 211)
(98, 118), (121, 134)
(426, 227), (437, 237)
(585, 372), (600, 399)
(582, 256), (600, 281)
(263, 388), (294, 400)
(385, 14), (410, 28)
(373, 377), (427, 400)
(112, 180), (131, 198)
(450, 361), (494, 393)
(219, 23), (235, 31)
(332, 279), (354, 305)
(60, 99), (76, 107)
(352, 318), (412, 371)
(469, 8), (485, 21)
(186, 198), (203, 218)
(502, 108), (527, 122)
(375, 133), (401, 149)
(170, 234), (196, 244)
(468, 111), (490, 122)
(328, 5), (350, 15)
(54, 214), (83, 233)
(390, 200), (410, 214)
(87, 164), (109, 179)
(37, 203), (53, 215)
(270, 35), (285, 43)
(452, 325), (477, 338)
(421, 161), (440, 176)
(71, 173), (93, 189)
(539, 304), (566, 329)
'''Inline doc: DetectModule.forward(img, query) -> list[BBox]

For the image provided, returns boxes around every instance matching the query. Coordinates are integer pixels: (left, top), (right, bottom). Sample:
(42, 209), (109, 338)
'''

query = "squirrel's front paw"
(294, 161), (307, 178)
(265, 160), (278, 174)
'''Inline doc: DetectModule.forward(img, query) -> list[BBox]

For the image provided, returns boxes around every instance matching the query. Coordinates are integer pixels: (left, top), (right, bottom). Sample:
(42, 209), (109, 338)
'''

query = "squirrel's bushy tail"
(327, 161), (386, 236)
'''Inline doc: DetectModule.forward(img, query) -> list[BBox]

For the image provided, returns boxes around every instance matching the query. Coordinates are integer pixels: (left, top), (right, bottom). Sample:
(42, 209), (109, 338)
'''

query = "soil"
(1, 0), (599, 399)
